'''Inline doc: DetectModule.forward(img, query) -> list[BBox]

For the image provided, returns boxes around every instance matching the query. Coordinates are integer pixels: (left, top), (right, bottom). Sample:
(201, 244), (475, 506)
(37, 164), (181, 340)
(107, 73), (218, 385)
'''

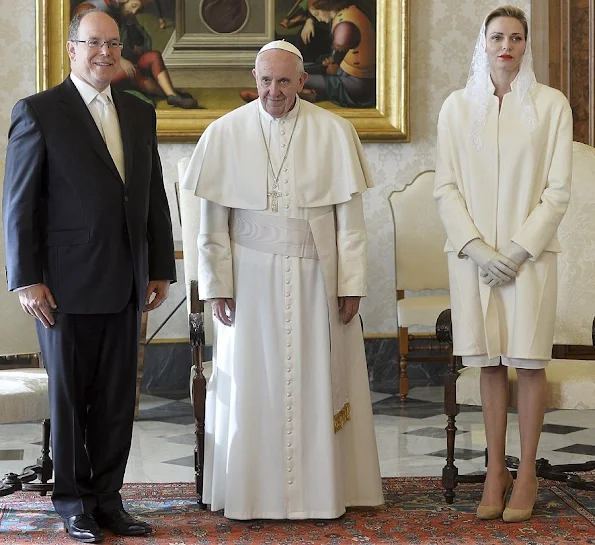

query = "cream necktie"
(96, 92), (125, 182)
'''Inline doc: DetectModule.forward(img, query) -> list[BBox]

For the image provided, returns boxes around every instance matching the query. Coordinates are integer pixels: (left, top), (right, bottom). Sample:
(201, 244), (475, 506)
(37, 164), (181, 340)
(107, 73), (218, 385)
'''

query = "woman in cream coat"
(434, 6), (572, 523)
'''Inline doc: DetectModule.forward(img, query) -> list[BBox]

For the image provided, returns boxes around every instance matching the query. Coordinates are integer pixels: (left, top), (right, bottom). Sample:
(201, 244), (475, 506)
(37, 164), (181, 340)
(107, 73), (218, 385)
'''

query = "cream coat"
(434, 80), (573, 359)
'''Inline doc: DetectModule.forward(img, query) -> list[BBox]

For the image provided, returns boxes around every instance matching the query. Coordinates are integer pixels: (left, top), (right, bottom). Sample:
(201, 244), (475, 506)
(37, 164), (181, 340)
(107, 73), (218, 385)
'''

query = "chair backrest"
(554, 141), (595, 345)
(0, 161), (40, 358)
(388, 170), (450, 292)
(177, 157), (213, 345)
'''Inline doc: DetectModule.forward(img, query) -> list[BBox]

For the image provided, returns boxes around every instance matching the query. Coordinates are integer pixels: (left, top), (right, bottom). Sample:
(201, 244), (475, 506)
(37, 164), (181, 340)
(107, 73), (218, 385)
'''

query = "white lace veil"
(463, 10), (537, 150)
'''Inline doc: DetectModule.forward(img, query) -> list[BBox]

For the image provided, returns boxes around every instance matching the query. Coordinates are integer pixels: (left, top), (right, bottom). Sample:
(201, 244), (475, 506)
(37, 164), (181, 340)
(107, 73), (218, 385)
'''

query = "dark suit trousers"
(36, 300), (141, 518)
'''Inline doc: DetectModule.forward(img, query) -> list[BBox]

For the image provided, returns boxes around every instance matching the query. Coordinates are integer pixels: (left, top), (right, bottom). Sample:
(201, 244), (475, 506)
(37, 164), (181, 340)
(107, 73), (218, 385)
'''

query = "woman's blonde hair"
(485, 5), (528, 38)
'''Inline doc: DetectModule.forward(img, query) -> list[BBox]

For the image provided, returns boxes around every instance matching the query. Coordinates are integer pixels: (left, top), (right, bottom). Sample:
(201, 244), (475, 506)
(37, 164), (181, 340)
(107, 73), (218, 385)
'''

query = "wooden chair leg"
(399, 326), (409, 402)
(189, 283), (207, 509)
(135, 311), (149, 418)
(436, 309), (459, 503)
(442, 353), (460, 504)
(191, 360), (207, 509)
(37, 419), (53, 495)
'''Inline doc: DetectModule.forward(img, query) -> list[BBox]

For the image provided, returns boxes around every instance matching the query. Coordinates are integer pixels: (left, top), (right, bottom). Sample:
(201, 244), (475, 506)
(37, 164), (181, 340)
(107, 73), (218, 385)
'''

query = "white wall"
(0, 0), (530, 342)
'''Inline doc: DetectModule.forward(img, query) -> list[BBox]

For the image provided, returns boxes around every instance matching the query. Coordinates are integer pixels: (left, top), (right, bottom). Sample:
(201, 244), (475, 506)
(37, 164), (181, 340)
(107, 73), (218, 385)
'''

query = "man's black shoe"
(63, 514), (104, 543)
(94, 508), (152, 536)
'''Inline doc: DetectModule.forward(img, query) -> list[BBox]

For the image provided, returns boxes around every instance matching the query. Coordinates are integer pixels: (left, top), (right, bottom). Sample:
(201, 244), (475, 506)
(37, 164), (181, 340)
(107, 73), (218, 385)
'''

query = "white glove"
(500, 241), (531, 267)
(463, 239), (518, 282)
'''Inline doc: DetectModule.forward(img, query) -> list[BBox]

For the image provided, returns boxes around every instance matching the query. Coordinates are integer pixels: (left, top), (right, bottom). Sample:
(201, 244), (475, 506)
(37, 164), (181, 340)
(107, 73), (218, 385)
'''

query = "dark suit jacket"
(2, 76), (176, 314)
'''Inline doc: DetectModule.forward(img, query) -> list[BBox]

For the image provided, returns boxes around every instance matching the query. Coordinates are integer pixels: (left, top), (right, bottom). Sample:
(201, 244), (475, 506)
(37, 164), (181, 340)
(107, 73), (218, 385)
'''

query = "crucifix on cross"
(268, 189), (283, 213)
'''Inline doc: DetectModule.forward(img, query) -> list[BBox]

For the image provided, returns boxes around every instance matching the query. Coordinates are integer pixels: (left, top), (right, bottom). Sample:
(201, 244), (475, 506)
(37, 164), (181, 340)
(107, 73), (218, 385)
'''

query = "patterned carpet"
(1, 477), (594, 544)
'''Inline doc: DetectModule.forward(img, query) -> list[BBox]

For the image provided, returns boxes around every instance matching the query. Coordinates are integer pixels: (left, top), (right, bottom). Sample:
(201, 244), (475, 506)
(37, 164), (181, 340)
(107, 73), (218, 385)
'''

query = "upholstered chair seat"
(0, 369), (49, 425)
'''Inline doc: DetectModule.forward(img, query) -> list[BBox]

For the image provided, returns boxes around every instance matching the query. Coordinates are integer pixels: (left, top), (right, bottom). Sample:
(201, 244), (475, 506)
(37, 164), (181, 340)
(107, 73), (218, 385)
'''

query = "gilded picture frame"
(36, 0), (409, 142)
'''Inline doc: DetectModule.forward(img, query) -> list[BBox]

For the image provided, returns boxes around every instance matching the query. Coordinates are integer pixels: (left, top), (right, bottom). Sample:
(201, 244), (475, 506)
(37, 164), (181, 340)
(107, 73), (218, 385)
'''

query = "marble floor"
(1, 386), (594, 482)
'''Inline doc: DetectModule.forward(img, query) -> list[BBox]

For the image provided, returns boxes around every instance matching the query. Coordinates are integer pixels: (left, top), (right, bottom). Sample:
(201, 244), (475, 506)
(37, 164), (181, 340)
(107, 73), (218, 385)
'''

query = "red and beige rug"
(1, 477), (594, 544)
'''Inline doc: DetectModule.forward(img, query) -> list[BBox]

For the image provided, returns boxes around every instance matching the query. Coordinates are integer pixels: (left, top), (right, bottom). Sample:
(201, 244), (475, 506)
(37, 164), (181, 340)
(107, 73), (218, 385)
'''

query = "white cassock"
(182, 97), (383, 519)
(434, 79), (573, 361)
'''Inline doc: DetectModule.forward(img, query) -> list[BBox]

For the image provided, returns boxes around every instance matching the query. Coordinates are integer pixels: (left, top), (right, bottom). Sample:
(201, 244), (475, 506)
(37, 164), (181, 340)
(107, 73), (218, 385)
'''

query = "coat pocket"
(46, 229), (90, 247)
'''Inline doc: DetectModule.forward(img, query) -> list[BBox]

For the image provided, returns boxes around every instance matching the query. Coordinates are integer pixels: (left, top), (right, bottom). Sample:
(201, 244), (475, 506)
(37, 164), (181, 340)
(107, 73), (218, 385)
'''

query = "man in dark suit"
(2, 9), (176, 543)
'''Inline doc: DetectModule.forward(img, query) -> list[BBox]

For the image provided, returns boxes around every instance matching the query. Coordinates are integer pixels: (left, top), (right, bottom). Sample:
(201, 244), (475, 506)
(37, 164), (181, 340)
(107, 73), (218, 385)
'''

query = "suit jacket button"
(124, 196), (129, 202)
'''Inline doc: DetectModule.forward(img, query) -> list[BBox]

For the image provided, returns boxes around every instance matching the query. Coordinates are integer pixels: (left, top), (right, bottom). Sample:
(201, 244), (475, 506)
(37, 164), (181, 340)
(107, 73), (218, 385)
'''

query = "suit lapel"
(59, 78), (123, 183)
(112, 89), (134, 186)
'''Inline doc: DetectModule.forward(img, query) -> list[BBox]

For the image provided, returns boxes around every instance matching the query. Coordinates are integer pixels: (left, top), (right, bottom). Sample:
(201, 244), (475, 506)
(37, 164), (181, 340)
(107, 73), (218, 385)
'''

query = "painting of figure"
(271, 0), (377, 108)
(71, 0), (200, 109)
(44, 0), (405, 140)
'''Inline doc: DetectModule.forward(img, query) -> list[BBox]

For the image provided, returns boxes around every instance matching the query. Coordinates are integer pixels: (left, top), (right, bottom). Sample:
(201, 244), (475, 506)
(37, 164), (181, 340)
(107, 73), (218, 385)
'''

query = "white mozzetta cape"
(435, 80), (573, 360)
(182, 98), (373, 208)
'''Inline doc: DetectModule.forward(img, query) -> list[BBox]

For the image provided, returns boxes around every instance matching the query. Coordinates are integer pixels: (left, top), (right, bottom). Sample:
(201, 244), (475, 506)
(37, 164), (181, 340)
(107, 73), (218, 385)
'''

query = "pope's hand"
(211, 298), (235, 326)
(338, 296), (361, 325)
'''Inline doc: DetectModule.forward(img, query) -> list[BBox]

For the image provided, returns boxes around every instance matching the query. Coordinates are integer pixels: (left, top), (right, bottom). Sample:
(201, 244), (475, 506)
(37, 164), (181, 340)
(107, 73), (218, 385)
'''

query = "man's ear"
(66, 41), (76, 62)
(298, 71), (308, 92)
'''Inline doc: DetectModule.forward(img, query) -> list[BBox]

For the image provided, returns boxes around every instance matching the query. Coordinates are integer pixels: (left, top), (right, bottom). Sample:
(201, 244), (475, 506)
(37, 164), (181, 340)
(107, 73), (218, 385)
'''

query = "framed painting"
(37, 0), (409, 142)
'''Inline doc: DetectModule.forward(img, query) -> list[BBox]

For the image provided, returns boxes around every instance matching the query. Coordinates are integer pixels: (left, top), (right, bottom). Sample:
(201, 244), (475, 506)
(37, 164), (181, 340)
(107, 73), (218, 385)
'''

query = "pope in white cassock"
(182, 40), (384, 520)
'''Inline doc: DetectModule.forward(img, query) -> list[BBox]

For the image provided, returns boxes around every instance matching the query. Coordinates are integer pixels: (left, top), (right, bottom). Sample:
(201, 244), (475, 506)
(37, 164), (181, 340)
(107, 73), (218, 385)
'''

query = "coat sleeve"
(336, 193), (367, 297)
(433, 97), (482, 256)
(2, 99), (45, 291)
(511, 104), (573, 259)
(146, 108), (176, 282)
(198, 199), (233, 299)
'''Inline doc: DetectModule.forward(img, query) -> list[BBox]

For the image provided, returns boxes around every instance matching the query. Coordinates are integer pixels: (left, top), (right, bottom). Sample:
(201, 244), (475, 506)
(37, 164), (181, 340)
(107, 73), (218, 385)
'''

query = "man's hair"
(68, 8), (117, 41)
(485, 5), (528, 39)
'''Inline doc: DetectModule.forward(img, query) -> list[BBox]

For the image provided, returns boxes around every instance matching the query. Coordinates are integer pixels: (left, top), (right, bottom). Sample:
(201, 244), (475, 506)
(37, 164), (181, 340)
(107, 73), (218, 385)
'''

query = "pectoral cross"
(268, 189), (283, 213)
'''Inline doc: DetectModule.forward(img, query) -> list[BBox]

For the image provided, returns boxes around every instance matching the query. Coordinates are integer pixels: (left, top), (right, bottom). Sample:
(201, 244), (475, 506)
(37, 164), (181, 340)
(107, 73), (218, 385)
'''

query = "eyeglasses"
(72, 39), (124, 50)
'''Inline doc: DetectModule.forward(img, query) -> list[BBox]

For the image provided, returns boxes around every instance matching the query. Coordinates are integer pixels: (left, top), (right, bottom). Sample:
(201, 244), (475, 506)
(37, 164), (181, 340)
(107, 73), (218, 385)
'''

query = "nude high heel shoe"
(502, 477), (539, 523)
(476, 470), (514, 520)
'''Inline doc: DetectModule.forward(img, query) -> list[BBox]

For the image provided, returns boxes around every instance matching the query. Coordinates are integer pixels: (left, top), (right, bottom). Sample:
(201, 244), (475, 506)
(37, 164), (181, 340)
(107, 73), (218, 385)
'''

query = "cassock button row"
(285, 280), (290, 284)
(287, 417), (292, 422)
(286, 329), (291, 334)
(281, 143), (286, 148)
(286, 268), (290, 272)
(283, 168), (288, 172)
(287, 456), (293, 460)
(286, 305), (291, 310)
(285, 318), (290, 323)
(288, 468), (293, 473)
(286, 405), (291, 410)
(285, 205), (290, 210)
(285, 255), (290, 259)
(287, 430), (292, 435)
(286, 368), (291, 372)
(286, 343), (291, 347)
(287, 442), (292, 447)
(287, 380), (292, 385)
(287, 356), (292, 360)
(281, 130), (286, 135)
(288, 480), (293, 485)
(286, 393), (292, 397)
(285, 180), (289, 184)
(285, 192), (289, 196)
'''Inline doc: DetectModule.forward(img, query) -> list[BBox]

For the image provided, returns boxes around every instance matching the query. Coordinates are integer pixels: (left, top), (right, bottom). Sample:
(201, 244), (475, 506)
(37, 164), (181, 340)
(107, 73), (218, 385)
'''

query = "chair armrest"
(436, 309), (453, 345)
